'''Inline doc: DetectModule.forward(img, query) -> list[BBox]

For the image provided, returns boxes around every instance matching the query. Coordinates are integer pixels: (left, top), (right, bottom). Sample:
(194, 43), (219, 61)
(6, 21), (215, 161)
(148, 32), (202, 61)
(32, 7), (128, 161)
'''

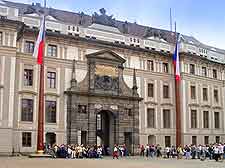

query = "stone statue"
(92, 8), (116, 27)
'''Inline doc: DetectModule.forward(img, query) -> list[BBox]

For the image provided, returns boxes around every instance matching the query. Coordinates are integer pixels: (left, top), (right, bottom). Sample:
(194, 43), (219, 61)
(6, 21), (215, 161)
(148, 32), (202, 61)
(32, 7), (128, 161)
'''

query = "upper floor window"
(190, 64), (195, 75)
(163, 84), (169, 98)
(47, 72), (56, 89)
(21, 99), (33, 122)
(213, 69), (217, 79)
(163, 109), (171, 128)
(202, 67), (207, 77)
(47, 44), (57, 57)
(147, 60), (154, 71)
(214, 89), (219, 103)
(68, 25), (70, 30)
(191, 109), (197, 128)
(214, 112), (220, 129)
(147, 83), (154, 98)
(163, 62), (169, 73)
(203, 88), (208, 101)
(45, 100), (57, 123)
(0, 32), (2, 45)
(147, 108), (155, 128)
(203, 111), (209, 128)
(24, 69), (33, 86)
(25, 41), (34, 53)
(190, 85), (196, 99)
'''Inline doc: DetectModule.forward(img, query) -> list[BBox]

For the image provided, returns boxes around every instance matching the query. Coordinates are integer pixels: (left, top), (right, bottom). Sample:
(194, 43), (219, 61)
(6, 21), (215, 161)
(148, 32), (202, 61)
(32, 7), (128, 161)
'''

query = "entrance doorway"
(96, 110), (114, 154)
(46, 132), (56, 147)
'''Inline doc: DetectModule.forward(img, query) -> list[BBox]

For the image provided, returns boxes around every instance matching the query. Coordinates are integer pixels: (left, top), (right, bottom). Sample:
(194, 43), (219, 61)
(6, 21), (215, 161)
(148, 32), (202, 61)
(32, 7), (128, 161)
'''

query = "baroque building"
(0, 0), (225, 154)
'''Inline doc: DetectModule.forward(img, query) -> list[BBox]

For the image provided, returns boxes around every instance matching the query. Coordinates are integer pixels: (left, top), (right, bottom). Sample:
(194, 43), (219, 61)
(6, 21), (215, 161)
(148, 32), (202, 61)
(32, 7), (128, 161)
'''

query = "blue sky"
(10, 0), (225, 49)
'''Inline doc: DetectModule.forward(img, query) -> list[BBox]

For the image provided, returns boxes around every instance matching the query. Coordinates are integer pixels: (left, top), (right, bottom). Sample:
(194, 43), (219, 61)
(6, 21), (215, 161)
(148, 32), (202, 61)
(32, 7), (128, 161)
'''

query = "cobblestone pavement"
(0, 156), (224, 168)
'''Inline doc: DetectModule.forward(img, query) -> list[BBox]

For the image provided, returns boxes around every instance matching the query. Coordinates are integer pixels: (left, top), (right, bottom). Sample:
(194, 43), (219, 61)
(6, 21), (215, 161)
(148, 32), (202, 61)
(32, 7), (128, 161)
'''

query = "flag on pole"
(33, 15), (46, 65)
(173, 35), (180, 81)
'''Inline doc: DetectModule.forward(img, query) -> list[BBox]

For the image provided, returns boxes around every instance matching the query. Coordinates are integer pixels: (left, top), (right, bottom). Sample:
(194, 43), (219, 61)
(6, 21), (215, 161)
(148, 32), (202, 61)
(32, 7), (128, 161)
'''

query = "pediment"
(86, 50), (126, 64)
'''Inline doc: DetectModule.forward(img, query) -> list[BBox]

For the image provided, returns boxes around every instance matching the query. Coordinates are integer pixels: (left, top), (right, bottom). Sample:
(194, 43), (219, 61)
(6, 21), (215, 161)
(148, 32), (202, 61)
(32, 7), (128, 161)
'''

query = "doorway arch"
(96, 110), (116, 154)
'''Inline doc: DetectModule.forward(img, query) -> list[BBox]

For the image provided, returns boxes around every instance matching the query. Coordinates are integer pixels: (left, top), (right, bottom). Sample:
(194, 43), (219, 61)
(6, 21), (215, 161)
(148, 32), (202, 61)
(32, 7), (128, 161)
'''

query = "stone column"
(88, 104), (96, 145)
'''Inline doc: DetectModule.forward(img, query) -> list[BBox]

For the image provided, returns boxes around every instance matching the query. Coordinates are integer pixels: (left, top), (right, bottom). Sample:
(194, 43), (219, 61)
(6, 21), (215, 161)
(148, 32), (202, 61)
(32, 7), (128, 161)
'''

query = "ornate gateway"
(65, 50), (142, 155)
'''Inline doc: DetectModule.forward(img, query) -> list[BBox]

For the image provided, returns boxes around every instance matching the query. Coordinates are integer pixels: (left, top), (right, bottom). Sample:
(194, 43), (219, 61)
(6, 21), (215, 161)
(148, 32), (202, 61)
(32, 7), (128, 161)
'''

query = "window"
(163, 109), (170, 128)
(47, 72), (56, 89)
(147, 83), (154, 98)
(163, 85), (169, 98)
(191, 110), (197, 128)
(216, 136), (220, 143)
(24, 41), (34, 53)
(21, 99), (33, 122)
(190, 86), (196, 99)
(47, 44), (57, 57)
(214, 89), (218, 103)
(125, 108), (132, 116)
(24, 69), (33, 86)
(214, 112), (220, 129)
(204, 136), (209, 145)
(68, 25), (70, 30)
(190, 64), (195, 75)
(0, 32), (2, 45)
(73, 26), (75, 31)
(213, 69), (217, 79)
(203, 88), (208, 101)
(165, 136), (171, 147)
(147, 60), (154, 71)
(147, 108), (155, 128)
(163, 63), (169, 73)
(96, 114), (101, 130)
(78, 105), (87, 113)
(22, 132), (32, 147)
(192, 136), (197, 145)
(45, 101), (56, 123)
(202, 67), (207, 77)
(203, 111), (209, 128)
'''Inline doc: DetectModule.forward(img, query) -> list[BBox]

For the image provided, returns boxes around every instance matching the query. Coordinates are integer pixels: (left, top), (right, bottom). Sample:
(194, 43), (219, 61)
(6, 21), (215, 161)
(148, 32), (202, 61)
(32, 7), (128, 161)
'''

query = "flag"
(33, 15), (46, 65)
(173, 35), (180, 81)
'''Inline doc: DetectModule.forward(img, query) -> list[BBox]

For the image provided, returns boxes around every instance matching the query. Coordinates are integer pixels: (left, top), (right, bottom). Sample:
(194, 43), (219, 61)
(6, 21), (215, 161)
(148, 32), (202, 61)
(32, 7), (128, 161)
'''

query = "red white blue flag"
(33, 15), (46, 65)
(173, 35), (180, 81)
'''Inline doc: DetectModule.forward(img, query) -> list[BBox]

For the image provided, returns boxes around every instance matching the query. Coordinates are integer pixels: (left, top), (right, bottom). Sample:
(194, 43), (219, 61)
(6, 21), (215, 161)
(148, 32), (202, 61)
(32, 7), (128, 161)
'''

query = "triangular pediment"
(86, 50), (126, 63)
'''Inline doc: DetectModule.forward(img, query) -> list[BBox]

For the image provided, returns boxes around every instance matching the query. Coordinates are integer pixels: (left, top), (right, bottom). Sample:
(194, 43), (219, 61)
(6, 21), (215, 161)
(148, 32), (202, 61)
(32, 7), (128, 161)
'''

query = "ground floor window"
(22, 132), (32, 147)
(204, 136), (209, 145)
(216, 136), (220, 143)
(46, 132), (56, 146)
(165, 136), (171, 147)
(192, 136), (197, 145)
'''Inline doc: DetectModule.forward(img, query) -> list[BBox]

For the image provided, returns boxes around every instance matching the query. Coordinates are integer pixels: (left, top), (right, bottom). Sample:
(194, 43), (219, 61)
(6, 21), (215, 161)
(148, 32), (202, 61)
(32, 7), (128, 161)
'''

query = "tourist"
(113, 144), (119, 159)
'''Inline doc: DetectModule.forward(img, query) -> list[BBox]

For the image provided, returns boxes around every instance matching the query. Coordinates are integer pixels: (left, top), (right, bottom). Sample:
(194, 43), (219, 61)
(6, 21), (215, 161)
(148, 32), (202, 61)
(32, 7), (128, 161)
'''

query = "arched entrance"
(96, 110), (115, 154)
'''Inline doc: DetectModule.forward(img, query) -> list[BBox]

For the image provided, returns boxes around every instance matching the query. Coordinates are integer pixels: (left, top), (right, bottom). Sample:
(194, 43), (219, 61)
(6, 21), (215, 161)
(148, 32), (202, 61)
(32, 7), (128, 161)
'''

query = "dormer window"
(68, 25), (70, 30)
(73, 26), (75, 31)
(134, 38), (136, 43)
(130, 38), (132, 42)
(137, 39), (140, 43)
(76, 27), (79, 32)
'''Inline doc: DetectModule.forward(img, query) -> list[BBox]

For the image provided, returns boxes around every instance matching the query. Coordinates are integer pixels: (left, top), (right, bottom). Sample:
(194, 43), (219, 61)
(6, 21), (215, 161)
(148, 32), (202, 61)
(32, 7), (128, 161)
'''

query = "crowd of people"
(44, 143), (225, 162)
(44, 144), (129, 159)
(139, 143), (225, 162)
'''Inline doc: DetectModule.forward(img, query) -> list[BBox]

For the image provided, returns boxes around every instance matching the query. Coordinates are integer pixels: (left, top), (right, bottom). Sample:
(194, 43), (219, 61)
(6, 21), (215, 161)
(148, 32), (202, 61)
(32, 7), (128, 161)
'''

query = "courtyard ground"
(0, 156), (224, 168)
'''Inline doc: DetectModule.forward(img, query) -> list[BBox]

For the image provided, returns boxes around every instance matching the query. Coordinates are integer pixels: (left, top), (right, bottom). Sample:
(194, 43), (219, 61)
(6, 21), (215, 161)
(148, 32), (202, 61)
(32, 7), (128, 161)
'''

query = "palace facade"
(0, 0), (225, 155)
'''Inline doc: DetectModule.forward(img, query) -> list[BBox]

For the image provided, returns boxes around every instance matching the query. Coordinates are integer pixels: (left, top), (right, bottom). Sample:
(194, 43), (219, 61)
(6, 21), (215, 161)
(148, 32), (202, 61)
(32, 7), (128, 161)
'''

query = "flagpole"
(174, 22), (182, 148)
(37, 0), (46, 154)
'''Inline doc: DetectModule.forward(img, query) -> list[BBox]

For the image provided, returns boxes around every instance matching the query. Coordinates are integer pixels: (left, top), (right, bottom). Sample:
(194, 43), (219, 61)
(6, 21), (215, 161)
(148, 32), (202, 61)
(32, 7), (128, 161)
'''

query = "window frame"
(163, 84), (169, 99)
(45, 100), (57, 123)
(190, 64), (195, 75)
(24, 41), (34, 53)
(214, 112), (220, 129)
(147, 108), (155, 128)
(163, 109), (171, 128)
(163, 62), (169, 73)
(24, 69), (33, 86)
(203, 88), (208, 101)
(191, 109), (197, 128)
(47, 71), (56, 89)
(190, 85), (196, 99)
(22, 132), (32, 147)
(203, 111), (209, 128)
(147, 83), (154, 98)
(21, 99), (33, 122)
(47, 44), (57, 57)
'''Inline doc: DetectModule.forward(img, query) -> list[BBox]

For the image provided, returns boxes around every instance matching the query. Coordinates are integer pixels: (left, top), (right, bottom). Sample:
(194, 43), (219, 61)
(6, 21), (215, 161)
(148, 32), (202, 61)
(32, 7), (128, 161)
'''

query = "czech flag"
(33, 15), (46, 65)
(173, 35), (180, 81)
